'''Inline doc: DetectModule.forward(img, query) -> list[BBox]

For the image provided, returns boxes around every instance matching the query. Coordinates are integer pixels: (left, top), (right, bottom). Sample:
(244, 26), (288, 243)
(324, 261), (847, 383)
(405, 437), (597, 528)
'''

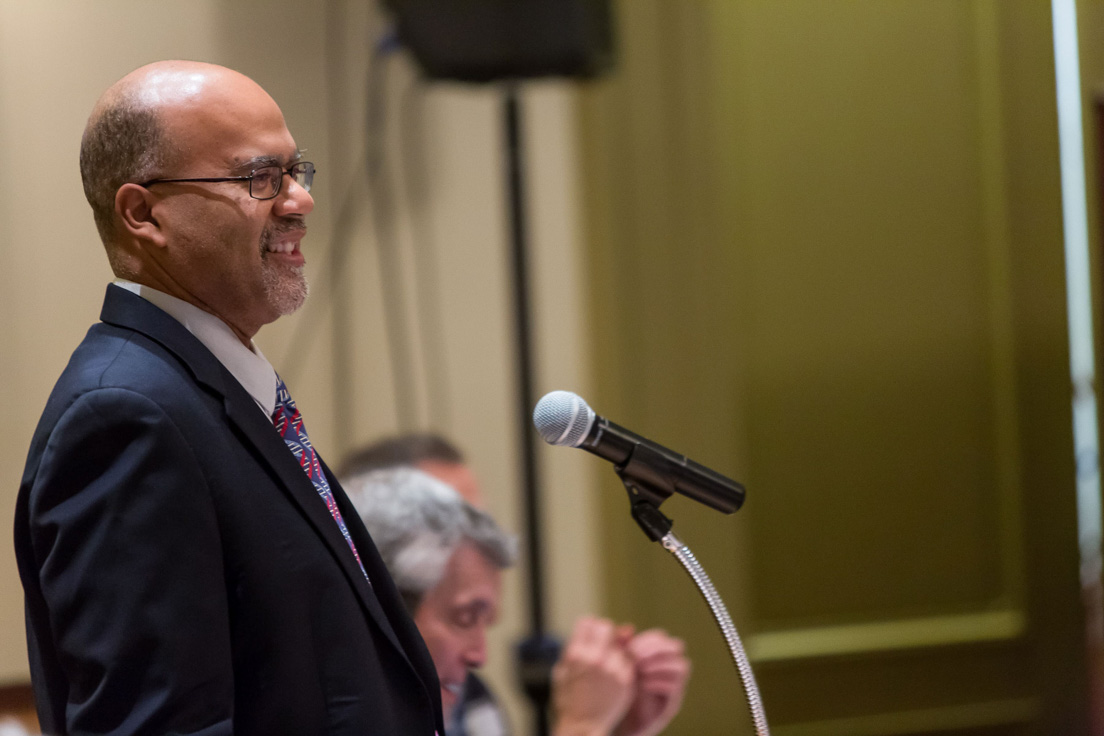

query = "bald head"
(105, 61), (256, 111)
(80, 61), (312, 341)
(80, 61), (274, 262)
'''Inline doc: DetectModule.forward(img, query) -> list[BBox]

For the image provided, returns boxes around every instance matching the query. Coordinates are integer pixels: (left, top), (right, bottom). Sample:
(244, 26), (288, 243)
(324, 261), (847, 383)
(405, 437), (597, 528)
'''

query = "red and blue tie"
(272, 376), (367, 581)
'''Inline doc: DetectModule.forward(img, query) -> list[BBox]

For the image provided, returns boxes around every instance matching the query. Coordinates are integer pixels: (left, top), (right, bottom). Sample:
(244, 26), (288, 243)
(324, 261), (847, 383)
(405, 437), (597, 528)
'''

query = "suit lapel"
(98, 285), (419, 675)
(323, 456), (442, 688)
(222, 396), (414, 667)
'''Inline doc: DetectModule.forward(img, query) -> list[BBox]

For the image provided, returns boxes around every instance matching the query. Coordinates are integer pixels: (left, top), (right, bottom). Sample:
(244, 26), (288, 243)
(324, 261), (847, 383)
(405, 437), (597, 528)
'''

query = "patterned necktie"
(272, 376), (368, 581)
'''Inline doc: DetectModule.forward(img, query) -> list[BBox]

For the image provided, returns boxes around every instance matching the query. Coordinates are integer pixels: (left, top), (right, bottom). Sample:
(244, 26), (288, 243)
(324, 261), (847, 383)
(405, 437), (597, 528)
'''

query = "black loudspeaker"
(384, 0), (615, 82)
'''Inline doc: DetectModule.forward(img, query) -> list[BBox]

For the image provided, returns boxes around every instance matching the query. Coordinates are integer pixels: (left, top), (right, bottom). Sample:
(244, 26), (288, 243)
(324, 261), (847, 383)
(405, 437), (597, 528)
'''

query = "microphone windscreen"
(533, 391), (595, 447)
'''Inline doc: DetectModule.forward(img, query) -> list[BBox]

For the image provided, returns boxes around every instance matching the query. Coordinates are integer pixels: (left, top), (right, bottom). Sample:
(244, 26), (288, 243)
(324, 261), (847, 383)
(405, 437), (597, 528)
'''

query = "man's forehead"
(158, 95), (299, 173)
(444, 587), (499, 615)
(445, 545), (502, 591)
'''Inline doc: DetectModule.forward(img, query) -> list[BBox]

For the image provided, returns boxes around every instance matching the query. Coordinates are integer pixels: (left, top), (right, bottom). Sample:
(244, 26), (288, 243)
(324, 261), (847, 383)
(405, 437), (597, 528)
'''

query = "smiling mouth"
(265, 238), (300, 254)
(443, 682), (464, 697)
(263, 224), (307, 255)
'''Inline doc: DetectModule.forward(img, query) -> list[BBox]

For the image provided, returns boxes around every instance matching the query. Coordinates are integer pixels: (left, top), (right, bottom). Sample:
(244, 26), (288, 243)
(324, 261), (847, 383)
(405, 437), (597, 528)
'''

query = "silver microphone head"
(533, 391), (596, 448)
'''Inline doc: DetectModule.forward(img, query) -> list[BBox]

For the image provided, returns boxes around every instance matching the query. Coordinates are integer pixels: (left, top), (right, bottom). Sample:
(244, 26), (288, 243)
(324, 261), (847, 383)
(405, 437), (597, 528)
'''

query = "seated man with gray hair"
(343, 463), (688, 736)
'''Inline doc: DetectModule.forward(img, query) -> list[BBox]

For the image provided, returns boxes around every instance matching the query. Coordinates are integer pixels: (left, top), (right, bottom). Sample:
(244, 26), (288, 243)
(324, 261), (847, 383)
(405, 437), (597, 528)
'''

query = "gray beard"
(259, 223), (309, 316)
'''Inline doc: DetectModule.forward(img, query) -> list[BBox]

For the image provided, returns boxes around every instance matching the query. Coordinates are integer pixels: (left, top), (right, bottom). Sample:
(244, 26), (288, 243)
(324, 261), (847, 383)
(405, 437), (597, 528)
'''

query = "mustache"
(266, 218), (307, 238)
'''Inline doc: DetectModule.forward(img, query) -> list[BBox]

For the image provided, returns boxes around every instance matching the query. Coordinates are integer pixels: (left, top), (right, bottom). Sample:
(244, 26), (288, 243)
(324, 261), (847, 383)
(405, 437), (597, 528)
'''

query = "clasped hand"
(551, 616), (690, 736)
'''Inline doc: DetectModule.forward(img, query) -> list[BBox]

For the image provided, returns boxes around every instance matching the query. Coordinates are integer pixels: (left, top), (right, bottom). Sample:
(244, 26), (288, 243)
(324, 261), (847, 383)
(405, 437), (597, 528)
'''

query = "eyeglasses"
(140, 161), (316, 200)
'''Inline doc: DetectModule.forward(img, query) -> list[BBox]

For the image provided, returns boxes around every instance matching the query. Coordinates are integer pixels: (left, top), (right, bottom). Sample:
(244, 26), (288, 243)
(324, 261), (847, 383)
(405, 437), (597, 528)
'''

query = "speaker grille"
(533, 391), (594, 447)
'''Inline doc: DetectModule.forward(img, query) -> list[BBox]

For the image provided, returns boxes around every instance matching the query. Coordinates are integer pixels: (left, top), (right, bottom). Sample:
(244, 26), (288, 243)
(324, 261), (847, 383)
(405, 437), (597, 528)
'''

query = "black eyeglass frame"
(139, 161), (316, 201)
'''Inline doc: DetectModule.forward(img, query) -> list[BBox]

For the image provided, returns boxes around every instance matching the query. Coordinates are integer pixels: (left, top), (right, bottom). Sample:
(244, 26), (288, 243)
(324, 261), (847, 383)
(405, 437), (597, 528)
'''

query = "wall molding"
(748, 609), (1025, 662)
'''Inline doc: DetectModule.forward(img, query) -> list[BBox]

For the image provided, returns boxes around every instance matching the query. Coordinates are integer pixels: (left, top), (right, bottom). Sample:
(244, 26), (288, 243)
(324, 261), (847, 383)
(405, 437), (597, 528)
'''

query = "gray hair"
(79, 90), (172, 250)
(343, 467), (517, 612)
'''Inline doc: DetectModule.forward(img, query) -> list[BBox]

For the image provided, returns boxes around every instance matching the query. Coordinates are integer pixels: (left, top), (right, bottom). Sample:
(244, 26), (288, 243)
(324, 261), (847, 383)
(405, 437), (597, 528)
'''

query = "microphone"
(533, 391), (745, 514)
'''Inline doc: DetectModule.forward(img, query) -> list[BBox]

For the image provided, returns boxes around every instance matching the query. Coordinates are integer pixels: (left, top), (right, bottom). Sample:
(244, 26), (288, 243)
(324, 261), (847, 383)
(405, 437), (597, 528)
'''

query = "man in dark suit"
(14, 60), (444, 735)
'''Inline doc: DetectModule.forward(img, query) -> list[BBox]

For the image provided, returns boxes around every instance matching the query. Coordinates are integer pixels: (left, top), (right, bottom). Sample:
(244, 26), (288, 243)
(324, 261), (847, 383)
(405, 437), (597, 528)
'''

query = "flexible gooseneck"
(660, 530), (770, 736)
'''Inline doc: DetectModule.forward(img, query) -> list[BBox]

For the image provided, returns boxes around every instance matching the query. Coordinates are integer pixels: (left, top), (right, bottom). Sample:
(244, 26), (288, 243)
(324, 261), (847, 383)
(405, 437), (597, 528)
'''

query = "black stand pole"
(503, 84), (560, 736)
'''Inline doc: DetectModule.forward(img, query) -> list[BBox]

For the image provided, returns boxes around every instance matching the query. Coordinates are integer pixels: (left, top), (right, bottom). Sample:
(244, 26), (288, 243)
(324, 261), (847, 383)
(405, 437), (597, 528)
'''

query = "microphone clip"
(616, 443), (675, 542)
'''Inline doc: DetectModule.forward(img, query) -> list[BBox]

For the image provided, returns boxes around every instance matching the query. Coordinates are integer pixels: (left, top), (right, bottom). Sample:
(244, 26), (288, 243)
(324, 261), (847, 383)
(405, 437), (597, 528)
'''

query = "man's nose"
(274, 173), (314, 217)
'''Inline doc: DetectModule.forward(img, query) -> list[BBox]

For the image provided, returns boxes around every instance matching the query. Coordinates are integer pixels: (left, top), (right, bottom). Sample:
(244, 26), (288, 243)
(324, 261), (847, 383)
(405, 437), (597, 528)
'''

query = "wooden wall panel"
(579, 1), (1089, 733)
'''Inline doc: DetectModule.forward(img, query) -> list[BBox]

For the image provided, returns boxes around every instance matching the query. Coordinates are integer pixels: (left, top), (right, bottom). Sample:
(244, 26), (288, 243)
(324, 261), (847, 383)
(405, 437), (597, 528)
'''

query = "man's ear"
(115, 183), (166, 248)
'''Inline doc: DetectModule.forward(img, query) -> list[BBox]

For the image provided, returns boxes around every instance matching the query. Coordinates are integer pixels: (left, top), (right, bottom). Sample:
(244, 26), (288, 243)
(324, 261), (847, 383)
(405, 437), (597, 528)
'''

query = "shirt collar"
(113, 280), (278, 416)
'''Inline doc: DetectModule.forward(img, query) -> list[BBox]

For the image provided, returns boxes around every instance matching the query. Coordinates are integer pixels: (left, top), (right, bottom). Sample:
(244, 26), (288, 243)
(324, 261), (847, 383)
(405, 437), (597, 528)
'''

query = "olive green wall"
(579, 0), (1091, 733)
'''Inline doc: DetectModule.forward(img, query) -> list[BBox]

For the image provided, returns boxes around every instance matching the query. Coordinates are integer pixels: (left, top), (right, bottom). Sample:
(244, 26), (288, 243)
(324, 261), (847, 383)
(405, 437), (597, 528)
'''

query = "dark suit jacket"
(15, 285), (444, 735)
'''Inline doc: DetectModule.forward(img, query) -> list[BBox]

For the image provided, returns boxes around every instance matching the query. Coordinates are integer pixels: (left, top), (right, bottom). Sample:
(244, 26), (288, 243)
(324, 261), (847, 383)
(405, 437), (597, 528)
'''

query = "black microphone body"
(534, 391), (745, 514)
